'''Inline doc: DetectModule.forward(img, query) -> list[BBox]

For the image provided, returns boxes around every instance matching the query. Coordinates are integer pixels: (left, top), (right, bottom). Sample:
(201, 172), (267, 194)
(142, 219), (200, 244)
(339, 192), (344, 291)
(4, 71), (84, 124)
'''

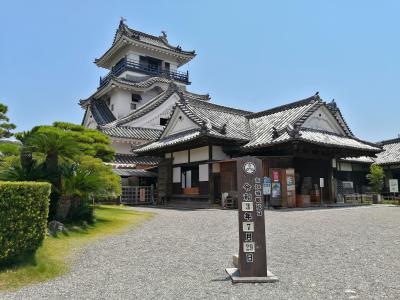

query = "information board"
(263, 177), (271, 195)
(236, 156), (267, 277)
(389, 179), (399, 193)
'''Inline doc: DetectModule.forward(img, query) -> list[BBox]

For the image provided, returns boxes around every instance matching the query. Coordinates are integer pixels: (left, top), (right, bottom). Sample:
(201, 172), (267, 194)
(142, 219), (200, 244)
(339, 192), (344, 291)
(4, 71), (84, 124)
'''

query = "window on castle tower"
(131, 103), (137, 110)
(131, 94), (142, 102)
(160, 118), (168, 126)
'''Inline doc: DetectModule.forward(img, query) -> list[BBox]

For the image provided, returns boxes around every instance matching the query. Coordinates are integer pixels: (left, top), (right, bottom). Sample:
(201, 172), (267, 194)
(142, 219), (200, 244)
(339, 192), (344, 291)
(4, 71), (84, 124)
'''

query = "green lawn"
(0, 205), (154, 291)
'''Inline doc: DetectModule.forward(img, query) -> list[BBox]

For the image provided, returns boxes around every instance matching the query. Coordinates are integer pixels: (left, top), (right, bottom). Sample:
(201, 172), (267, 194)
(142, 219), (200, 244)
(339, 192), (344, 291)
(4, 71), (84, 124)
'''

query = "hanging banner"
(389, 179), (399, 193)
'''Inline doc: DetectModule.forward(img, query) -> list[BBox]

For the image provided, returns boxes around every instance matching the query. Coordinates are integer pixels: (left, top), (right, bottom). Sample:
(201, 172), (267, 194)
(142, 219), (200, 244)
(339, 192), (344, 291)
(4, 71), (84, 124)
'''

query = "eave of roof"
(95, 22), (195, 68)
(99, 126), (162, 141)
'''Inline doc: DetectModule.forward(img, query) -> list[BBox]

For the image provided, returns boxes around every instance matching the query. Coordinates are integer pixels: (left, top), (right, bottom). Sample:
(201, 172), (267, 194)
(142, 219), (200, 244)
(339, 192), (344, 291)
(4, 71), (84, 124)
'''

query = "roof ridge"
(186, 98), (253, 115)
(379, 137), (400, 145)
(247, 95), (320, 119)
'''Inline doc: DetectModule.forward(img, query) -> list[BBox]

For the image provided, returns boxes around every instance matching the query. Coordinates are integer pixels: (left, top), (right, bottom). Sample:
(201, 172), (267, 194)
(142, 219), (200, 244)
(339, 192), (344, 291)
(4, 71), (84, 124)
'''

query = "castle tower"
(80, 20), (209, 171)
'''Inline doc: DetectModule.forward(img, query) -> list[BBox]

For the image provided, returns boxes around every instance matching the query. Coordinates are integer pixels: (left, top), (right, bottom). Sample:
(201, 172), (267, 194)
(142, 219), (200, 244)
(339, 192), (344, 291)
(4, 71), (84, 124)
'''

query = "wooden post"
(208, 145), (214, 204)
(236, 156), (267, 277)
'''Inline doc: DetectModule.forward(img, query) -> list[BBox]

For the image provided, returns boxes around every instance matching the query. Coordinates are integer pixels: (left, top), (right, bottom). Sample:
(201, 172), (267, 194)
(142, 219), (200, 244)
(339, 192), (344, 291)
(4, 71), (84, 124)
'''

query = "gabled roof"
(375, 138), (400, 165)
(135, 93), (382, 155)
(244, 95), (320, 149)
(99, 126), (162, 141)
(90, 100), (116, 125)
(95, 20), (195, 68)
(103, 82), (210, 128)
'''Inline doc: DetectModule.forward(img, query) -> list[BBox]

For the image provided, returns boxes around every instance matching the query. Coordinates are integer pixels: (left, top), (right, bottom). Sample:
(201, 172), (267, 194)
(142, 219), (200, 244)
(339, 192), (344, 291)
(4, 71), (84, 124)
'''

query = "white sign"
(242, 202), (254, 211)
(243, 162), (256, 174)
(263, 177), (271, 195)
(389, 179), (399, 193)
(242, 222), (254, 232)
(243, 242), (255, 253)
(320, 178), (325, 188)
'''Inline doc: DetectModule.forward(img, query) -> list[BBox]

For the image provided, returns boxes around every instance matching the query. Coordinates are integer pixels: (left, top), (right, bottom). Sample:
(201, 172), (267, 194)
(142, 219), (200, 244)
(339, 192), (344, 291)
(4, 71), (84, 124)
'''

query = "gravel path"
(1, 205), (400, 299)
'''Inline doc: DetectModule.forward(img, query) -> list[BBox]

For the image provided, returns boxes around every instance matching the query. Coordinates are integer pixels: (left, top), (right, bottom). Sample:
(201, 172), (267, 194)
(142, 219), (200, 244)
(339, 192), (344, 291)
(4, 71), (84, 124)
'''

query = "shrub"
(366, 164), (385, 194)
(0, 181), (51, 266)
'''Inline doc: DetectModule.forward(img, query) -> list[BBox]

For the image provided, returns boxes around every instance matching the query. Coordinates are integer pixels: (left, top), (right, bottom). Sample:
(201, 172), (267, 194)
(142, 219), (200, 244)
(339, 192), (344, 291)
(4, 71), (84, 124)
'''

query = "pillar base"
(225, 268), (279, 283)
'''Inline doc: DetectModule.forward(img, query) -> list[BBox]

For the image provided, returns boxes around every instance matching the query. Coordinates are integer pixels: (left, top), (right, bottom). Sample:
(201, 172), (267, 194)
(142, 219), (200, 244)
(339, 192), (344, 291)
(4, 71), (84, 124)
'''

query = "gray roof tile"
(375, 138), (400, 165)
(99, 126), (162, 141)
(90, 100), (116, 125)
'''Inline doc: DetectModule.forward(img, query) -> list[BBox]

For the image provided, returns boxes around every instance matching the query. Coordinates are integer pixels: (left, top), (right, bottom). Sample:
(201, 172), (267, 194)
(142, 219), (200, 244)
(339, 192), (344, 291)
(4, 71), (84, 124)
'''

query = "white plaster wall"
(302, 106), (345, 135)
(199, 164), (209, 182)
(164, 108), (199, 136)
(212, 146), (230, 160)
(126, 93), (179, 129)
(110, 89), (132, 119)
(190, 146), (209, 162)
(111, 141), (132, 154)
(173, 167), (181, 183)
(173, 150), (188, 164)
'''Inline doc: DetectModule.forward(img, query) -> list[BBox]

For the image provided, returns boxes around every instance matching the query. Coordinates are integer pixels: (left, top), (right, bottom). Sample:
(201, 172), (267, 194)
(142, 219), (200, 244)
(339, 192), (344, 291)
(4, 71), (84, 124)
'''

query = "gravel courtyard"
(1, 205), (399, 299)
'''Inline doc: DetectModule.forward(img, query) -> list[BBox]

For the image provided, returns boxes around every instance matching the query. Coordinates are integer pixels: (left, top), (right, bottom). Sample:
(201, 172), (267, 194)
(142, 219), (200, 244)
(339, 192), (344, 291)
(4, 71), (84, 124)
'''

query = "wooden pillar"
(208, 144), (214, 204)
(328, 159), (334, 203)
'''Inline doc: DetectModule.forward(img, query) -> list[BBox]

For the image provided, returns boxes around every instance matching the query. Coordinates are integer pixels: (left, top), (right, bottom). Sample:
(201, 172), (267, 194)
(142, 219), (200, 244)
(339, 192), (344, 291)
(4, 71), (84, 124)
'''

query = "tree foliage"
(0, 103), (16, 138)
(0, 122), (120, 222)
(366, 164), (385, 194)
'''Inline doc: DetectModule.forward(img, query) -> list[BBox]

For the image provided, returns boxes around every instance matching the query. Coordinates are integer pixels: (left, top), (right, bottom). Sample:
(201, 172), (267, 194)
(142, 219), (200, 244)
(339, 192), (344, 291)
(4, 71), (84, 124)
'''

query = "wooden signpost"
(226, 156), (278, 283)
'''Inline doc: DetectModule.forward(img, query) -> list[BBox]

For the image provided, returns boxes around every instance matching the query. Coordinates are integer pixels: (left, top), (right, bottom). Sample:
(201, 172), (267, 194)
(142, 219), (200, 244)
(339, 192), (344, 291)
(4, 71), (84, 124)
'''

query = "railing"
(120, 185), (156, 205)
(100, 58), (189, 86)
(343, 193), (373, 204)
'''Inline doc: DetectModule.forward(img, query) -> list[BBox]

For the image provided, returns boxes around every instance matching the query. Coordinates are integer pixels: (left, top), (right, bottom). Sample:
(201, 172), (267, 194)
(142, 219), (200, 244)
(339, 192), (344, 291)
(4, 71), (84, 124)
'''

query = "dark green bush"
(0, 181), (51, 266)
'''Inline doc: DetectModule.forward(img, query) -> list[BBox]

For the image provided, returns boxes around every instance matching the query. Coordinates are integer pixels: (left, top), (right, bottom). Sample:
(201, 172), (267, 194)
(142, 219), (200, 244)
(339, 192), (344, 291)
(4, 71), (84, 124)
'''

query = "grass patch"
(0, 205), (153, 291)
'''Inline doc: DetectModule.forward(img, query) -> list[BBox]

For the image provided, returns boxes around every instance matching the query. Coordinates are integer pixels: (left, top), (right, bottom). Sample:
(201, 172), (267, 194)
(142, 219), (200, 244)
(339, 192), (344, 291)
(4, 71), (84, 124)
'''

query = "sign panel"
(389, 179), (399, 193)
(263, 177), (271, 195)
(319, 178), (325, 188)
(236, 156), (267, 277)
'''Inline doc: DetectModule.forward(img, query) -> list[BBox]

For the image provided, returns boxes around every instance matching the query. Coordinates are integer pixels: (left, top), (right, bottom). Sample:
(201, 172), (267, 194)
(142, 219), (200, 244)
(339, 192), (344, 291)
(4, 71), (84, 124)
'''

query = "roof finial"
(120, 16), (127, 24)
(315, 91), (319, 96)
(161, 30), (168, 40)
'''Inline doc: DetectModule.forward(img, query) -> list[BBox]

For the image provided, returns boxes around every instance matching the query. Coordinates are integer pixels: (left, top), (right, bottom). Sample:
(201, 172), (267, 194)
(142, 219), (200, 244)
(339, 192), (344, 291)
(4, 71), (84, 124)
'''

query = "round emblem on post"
(243, 162), (256, 174)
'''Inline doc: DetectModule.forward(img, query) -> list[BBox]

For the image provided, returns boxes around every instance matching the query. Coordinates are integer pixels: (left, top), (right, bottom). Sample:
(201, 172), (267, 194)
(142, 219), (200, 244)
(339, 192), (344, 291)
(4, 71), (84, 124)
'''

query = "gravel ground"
(1, 205), (400, 300)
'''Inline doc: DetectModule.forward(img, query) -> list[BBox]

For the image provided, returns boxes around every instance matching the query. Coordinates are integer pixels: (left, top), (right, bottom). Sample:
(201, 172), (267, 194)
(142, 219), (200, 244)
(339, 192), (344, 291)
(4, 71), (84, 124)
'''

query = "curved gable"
(301, 105), (346, 135)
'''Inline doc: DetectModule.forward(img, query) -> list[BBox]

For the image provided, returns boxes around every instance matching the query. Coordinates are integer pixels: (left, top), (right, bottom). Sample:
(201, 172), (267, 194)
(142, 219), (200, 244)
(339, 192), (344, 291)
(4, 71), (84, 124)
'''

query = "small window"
(132, 94), (142, 102)
(160, 118), (168, 126)
(111, 104), (114, 111)
(131, 103), (137, 110)
(164, 62), (170, 71)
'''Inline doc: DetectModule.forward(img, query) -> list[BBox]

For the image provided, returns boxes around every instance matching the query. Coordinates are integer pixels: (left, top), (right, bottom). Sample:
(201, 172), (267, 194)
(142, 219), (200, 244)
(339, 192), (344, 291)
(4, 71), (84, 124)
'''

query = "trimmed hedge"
(0, 181), (51, 266)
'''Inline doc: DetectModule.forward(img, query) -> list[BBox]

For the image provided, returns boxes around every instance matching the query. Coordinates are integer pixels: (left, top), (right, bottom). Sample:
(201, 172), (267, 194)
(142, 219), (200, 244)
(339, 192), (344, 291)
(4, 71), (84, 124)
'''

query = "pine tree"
(0, 103), (16, 138)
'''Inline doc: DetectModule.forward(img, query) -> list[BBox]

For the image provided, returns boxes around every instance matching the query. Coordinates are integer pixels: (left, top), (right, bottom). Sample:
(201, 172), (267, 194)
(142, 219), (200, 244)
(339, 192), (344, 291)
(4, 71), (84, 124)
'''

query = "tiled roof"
(135, 129), (202, 153)
(95, 21), (195, 67)
(375, 138), (400, 165)
(109, 154), (162, 166)
(135, 94), (381, 155)
(113, 21), (195, 55)
(90, 100), (116, 125)
(341, 156), (375, 164)
(104, 83), (210, 128)
(99, 126), (162, 141)
(243, 95), (319, 149)
(112, 168), (157, 177)
(178, 98), (252, 141)
(297, 128), (381, 152)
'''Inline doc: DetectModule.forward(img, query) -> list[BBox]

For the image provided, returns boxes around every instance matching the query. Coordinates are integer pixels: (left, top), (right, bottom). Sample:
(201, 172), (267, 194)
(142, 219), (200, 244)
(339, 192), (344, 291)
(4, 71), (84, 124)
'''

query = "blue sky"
(1, 0), (399, 141)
